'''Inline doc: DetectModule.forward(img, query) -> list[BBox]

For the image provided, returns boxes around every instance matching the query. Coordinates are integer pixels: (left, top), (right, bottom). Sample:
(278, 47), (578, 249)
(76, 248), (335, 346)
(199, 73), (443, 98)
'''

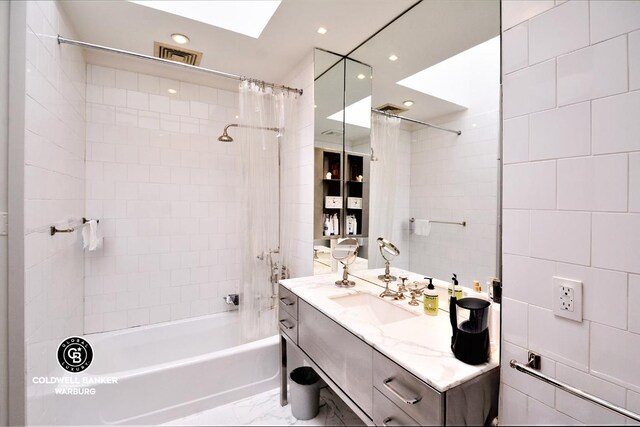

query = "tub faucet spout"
(223, 294), (239, 306)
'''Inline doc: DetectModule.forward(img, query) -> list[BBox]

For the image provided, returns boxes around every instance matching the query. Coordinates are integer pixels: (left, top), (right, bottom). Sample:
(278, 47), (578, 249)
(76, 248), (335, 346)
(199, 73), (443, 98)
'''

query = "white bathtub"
(41, 312), (279, 425)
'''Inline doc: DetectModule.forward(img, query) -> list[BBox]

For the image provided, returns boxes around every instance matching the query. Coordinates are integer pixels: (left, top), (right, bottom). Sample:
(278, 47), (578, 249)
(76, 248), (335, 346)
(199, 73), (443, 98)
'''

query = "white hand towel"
(414, 219), (431, 237)
(82, 220), (103, 251)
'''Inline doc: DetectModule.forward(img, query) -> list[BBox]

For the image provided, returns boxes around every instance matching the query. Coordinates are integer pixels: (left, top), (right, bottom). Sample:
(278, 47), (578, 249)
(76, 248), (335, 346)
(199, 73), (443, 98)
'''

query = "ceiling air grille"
(375, 103), (408, 115)
(154, 42), (203, 66)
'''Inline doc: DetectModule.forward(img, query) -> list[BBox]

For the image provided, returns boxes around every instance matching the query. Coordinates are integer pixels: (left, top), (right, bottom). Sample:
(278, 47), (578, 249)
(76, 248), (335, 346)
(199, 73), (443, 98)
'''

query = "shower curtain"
(368, 112), (401, 269)
(237, 80), (298, 343)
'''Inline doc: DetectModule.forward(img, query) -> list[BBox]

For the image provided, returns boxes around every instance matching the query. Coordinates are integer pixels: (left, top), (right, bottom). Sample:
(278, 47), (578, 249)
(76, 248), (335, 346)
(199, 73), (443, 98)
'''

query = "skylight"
(130, 1), (282, 39)
(328, 96), (372, 129)
(396, 36), (500, 108)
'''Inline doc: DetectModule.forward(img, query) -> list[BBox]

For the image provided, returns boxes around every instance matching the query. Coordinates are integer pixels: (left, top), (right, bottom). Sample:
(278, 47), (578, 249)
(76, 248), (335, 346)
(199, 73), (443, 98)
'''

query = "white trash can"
(289, 366), (321, 420)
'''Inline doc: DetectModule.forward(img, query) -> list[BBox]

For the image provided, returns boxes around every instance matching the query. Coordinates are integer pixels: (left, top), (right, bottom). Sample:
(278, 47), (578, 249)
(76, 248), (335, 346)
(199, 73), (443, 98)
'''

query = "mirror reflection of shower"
(218, 123), (282, 142)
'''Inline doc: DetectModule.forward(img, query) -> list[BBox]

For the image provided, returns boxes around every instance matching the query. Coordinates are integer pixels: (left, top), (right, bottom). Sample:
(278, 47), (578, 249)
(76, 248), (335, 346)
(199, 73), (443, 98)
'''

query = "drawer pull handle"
(383, 378), (422, 405)
(280, 297), (295, 306)
(279, 319), (295, 330)
(382, 417), (394, 426)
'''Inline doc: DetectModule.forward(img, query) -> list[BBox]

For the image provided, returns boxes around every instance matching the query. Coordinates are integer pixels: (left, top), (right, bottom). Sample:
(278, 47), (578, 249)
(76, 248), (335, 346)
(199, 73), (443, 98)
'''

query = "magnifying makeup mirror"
(377, 237), (400, 282)
(332, 238), (359, 288)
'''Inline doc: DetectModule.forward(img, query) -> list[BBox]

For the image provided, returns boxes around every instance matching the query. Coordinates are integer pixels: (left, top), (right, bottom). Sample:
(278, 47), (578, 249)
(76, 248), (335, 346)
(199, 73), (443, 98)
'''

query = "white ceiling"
(59, 0), (416, 92)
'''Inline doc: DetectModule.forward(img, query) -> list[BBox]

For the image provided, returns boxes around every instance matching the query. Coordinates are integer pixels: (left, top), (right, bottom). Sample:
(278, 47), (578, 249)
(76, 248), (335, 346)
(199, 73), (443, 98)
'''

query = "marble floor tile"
(165, 387), (366, 426)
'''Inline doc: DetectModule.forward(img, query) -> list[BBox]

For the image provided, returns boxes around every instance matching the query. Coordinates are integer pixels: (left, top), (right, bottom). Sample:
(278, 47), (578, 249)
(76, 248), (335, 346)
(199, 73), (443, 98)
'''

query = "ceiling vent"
(154, 42), (203, 66)
(375, 103), (408, 115)
(321, 129), (344, 136)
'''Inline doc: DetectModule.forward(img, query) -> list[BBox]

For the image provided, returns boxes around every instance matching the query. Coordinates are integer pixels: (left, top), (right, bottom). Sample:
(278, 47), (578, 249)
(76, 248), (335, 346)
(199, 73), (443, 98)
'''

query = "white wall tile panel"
(503, 23), (529, 74)
(592, 213), (640, 274)
(529, 0), (589, 65)
(557, 154), (628, 212)
(529, 102), (590, 161)
(502, 0), (554, 30)
(592, 90), (640, 155)
(503, 59), (556, 118)
(503, 115), (529, 164)
(590, 0), (640, 43)
(530, 210), (591, 265)
(557, 36), (628, 106)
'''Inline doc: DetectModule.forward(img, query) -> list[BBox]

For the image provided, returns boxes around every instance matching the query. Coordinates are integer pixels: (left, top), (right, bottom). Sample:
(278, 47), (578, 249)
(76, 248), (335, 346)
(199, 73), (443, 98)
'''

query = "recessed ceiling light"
(357, 74), (366, 80)
(130, 1), (282, 39)
(317, 27), (327, 35)
(167, 88), (177, 94)
(171, 33), (190, 44)
(388, 54), (398, 61)
(403, 100), (414, 107)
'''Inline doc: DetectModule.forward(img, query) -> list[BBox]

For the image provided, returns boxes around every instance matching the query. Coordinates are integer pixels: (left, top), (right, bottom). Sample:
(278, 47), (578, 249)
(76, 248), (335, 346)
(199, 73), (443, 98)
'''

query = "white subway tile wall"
(84, 64), (243, 333)
(23, 1), (86, 424)
(501, 0), (640, 423)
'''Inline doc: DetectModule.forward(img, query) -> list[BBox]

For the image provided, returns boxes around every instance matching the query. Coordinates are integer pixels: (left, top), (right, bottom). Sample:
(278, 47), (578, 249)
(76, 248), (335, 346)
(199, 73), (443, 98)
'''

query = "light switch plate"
(553, 276), (582, 322)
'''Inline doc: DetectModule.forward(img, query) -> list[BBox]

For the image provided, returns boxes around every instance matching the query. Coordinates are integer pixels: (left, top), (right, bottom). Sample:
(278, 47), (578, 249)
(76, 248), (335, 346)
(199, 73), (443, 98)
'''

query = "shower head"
(370, 147), (379, 162)
(218, 124), (237, 142)
(217, 123), (281, 142)
(218, 130), (233, 142)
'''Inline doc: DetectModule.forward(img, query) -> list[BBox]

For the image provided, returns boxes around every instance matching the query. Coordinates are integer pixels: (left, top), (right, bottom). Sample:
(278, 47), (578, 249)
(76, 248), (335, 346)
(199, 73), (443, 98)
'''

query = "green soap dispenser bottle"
(423, 277), (438, 316)
(448, 273), (463, 301)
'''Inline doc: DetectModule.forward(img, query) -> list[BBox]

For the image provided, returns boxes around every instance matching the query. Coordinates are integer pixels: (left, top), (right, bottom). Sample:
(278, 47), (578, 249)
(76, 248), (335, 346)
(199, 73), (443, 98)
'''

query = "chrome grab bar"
(382, 378), (422, 405)
(279, 297), (295, 306)
(409, 217), (466, 227)
(279, 320), (294, 330)
(510, 355), (640, 423)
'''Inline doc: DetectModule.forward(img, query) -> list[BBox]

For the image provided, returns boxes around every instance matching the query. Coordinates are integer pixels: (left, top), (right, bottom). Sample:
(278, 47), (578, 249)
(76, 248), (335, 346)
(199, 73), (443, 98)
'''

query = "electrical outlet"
(553, 277), (582, 322)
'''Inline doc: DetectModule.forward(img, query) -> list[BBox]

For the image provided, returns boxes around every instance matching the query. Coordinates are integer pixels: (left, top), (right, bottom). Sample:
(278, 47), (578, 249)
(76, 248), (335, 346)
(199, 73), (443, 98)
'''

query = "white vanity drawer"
(373, 388), (420, 426)
(278, 285), (298, 320)
(373, 351), (444, 426)
(279, 309), (297, 344)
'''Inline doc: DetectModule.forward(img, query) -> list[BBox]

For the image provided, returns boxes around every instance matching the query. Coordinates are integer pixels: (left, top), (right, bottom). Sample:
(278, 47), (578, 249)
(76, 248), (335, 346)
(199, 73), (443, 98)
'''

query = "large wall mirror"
(313, 49), (372, 274)
(313, 0), (501, 288)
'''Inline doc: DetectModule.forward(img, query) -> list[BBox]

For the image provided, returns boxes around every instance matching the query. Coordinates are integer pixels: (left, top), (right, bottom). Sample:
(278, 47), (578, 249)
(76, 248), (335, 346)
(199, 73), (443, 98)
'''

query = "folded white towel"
(414, 219), (431, 237)
(82, 220), (102, 251)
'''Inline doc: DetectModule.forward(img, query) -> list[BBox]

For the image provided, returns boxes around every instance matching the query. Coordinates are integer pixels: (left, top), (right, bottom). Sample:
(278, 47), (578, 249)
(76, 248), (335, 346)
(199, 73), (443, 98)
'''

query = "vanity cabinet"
(279, 284), (499, 426)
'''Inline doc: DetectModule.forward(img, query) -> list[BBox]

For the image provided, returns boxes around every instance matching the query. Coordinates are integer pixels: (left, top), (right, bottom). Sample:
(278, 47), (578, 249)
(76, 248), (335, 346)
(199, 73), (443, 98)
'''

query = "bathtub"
(40, 312), (279, 425)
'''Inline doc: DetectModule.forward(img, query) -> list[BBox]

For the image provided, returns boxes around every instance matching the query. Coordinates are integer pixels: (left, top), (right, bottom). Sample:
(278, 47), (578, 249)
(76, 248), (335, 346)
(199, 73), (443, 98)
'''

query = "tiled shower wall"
(409, 39), (500, 286)
(84, 65), (243, 333)
(501, 1), (640, 424)
(23, 1), (86, 424)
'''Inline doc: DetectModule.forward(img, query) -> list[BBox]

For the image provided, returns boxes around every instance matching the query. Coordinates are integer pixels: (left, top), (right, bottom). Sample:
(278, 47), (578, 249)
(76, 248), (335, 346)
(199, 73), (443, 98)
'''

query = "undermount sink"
(330, 293), (418, 326)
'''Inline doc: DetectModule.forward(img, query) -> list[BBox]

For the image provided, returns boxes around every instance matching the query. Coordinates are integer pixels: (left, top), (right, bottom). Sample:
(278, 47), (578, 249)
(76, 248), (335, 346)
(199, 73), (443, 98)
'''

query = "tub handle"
(280, 297), (295, 306)
(279, 319), (295, 330)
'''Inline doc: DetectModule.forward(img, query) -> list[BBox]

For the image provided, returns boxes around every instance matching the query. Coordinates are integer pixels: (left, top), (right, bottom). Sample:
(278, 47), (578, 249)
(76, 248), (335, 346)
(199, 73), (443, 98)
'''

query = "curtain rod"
(57, 35), (303, 96)
(371, 108), (461, 135)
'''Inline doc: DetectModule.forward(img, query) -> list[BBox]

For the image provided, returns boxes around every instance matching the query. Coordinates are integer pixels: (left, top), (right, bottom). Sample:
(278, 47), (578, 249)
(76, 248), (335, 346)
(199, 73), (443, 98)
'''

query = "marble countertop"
(280, 267), (500, 393)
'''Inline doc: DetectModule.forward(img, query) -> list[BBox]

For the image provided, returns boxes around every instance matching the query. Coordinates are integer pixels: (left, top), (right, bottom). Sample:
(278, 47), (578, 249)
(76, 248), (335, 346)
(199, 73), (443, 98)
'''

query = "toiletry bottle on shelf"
(448, 273), (463, 301)
(332, 213), (339, 236)
(423, 277), (438, 316)
(323, 215), (331, 236)
(473, 280), (481, 293)
(353, 216), (357, 235)
(346, 215), (353, 235)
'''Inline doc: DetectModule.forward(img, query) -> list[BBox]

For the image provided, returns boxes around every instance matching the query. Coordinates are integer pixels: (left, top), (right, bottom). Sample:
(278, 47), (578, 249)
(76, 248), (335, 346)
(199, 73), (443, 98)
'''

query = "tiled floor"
(165, 387), (366, 426)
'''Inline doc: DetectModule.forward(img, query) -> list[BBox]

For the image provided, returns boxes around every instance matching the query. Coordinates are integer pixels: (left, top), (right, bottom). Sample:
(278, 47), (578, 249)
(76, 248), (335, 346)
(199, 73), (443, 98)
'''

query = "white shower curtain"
(368, 112), (401, 269)
(237, 80), (298, 343)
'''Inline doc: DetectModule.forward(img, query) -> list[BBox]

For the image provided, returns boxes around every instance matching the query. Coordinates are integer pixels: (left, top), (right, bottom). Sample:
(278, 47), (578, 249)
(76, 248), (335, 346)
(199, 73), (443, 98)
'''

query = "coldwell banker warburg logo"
(57, 336), (93, 373)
